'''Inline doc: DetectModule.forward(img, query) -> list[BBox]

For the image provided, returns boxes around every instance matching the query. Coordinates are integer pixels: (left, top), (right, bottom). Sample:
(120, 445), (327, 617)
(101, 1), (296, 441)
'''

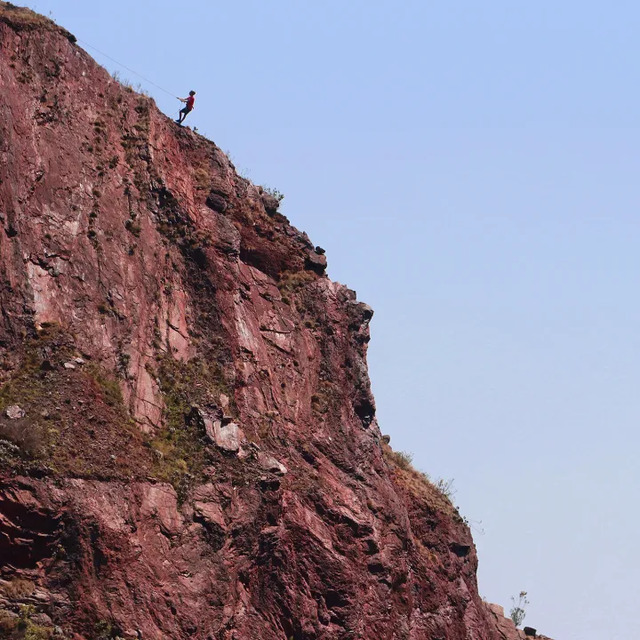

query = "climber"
(176, 90), (196, 125)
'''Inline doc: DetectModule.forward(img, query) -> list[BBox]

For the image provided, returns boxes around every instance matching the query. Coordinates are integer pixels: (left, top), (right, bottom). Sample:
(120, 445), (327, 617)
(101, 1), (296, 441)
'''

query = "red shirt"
(186, 95), (195, 109)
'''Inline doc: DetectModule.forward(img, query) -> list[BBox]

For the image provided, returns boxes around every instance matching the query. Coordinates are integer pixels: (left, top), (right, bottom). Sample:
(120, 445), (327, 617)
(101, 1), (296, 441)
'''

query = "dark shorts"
(180, 106), (193, 115)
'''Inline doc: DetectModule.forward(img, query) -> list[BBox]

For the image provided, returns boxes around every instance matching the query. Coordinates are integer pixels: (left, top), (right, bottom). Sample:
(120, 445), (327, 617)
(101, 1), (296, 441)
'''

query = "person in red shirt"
(176, 90), (196, 124)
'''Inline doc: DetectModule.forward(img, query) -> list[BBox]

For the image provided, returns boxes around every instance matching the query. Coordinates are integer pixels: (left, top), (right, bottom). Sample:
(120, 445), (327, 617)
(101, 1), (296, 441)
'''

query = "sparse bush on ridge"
(383, 445), (458, 505)
(510, 591), (529, 627)
(263, 186), (285, 203)
(435, 477), (456, 500)
(387, 449), (414, 470)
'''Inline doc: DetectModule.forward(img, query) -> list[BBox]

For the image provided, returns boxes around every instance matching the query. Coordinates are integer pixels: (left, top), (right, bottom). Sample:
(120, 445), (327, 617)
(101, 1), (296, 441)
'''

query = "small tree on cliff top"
(509, 591), (529, 627)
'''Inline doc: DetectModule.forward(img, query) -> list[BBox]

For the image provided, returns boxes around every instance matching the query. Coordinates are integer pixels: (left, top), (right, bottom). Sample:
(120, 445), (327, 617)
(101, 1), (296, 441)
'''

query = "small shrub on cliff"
(389, 449), (414, 470)
(382, 443), (461, 519)
(509, 591), (529, 627)
(277, 270), (315, 294)
(94, 620), (120, 639)
(193, 166), (211, 191)
(0, 604), (56, 640)
(383, 447), (457, 500)
(111, 70), (134, 91)
(435, 477), (456, 500)
(87, 366), (124, 407)
(0, 610), (17, 636)
(1, 578), (35, 599)
(0, 419), (45, 457)
(263, 186), (284, 203)
(124, 219), (141, 237)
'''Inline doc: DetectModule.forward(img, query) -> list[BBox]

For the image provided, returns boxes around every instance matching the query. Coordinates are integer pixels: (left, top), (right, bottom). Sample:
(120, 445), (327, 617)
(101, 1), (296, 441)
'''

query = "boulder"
(211, 421), (244, 453)
(191, 407), (245, 454)
(305, 251), (327, 275)
(205, 191), (228, 213)
(258, 452), (288, 475)
(5, 405), (25, 419)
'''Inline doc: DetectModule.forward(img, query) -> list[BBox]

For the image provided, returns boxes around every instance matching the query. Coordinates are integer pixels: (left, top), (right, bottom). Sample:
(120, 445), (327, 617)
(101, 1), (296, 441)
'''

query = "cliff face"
(0, 5), (549, 640)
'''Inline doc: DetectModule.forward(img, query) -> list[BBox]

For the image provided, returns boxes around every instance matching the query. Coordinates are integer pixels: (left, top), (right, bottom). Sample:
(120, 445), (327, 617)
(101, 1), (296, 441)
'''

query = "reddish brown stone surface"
(0, 4), (554, 639)
(483, 604), (553, 640)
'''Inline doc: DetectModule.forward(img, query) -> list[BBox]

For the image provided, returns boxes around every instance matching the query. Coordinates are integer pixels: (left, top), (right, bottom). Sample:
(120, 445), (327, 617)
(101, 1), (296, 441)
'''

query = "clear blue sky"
(25, 2), (640, 638)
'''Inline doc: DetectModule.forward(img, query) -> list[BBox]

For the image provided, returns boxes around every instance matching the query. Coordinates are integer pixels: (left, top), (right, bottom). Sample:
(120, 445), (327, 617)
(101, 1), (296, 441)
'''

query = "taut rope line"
(77, 38), (178, 99)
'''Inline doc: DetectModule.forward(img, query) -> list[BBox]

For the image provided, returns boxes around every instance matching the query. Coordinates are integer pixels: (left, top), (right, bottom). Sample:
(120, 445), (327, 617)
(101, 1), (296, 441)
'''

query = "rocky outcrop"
(0, 3), (554, 639)
(484, 604), (554, 640)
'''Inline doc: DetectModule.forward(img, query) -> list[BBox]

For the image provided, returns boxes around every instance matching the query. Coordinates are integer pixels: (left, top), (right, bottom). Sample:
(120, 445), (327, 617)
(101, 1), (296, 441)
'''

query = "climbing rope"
(77, 38), (179, 99)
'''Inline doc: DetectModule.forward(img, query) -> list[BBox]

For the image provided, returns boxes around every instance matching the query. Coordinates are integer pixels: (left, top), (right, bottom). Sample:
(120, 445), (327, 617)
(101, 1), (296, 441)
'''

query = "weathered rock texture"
(483, 605), (553, 640)
(0, 4), (554, 640)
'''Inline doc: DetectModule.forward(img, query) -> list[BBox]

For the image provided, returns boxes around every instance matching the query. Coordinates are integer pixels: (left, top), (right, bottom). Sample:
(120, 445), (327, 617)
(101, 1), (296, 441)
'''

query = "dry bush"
(0, 421), (45, 457)
(387, 449), (414, 470)
(277, 270), (316, 294)
(0, 610), (18, 636)
(382, 443), (458, 517)
(2, 578), (35, 599)
(193, 167), (211, 191)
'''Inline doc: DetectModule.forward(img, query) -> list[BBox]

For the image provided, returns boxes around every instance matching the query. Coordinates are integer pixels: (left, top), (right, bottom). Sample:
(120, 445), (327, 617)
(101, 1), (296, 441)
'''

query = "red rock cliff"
(0, 4), (553, 640)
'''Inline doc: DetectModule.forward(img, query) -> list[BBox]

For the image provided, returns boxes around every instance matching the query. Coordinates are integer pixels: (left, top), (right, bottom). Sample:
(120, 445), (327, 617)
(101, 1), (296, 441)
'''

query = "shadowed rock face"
(0, 4), (553, 639)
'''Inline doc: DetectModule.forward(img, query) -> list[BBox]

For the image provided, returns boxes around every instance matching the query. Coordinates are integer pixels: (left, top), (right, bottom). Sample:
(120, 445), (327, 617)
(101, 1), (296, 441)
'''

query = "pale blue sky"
(24, 2), (640, 639)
